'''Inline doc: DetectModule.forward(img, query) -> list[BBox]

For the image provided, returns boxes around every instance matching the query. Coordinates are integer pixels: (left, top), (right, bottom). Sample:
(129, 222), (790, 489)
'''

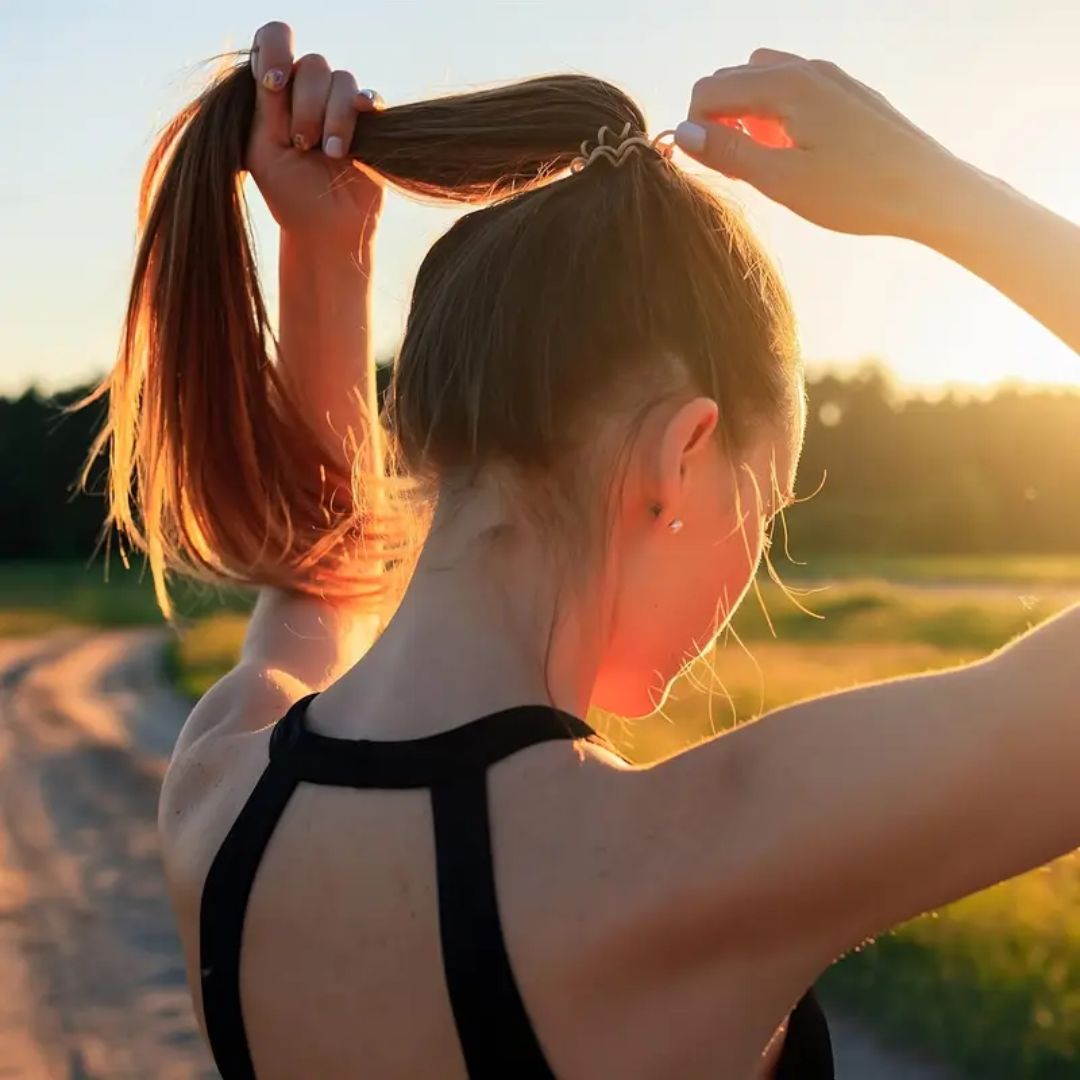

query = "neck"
(334, 481), (606, 738)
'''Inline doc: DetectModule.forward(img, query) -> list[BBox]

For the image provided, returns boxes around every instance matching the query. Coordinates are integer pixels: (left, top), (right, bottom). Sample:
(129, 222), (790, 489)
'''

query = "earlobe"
(649, 502), (685, 534)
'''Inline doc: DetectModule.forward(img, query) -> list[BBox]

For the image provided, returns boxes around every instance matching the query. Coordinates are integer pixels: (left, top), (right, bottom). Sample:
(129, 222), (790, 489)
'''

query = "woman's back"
(162, 688), (831, 1079)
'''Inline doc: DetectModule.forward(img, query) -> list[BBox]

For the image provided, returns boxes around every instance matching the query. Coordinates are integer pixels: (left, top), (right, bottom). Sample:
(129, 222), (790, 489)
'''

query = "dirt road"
(0, 629), (954, 1079)
(0, 631), (213, 1079)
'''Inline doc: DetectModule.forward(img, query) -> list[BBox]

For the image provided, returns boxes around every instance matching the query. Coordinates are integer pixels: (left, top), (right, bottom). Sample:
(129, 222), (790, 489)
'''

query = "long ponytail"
(78, 56), (383, 618)
(79, 49), (794, 618)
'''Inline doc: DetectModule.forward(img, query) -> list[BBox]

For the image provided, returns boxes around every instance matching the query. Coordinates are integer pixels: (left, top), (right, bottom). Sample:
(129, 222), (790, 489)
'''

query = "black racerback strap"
(198, 694), (600, 1079)
(775, 986), (835, 1079)
(198, 751), (301, 1080)
(198, 694), (833, 1078)
(432, 771), (553, 1078)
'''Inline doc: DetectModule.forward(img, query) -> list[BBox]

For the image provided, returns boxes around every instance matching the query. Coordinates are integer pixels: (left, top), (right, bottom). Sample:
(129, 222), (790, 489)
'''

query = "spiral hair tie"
(569, 121), (678, 173)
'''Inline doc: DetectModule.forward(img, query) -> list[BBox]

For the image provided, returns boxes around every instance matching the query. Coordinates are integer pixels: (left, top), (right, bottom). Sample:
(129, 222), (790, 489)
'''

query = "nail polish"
(674, 121), (707, 154)
(324, 136), (344, 159)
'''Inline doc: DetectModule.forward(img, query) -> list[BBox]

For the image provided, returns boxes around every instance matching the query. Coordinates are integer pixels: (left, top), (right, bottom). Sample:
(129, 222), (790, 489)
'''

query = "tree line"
(4, 361), (1079, 562)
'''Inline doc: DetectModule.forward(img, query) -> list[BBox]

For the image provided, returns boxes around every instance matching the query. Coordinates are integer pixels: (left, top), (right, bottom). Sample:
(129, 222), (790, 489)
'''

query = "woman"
(95, 19), (1080, 1079)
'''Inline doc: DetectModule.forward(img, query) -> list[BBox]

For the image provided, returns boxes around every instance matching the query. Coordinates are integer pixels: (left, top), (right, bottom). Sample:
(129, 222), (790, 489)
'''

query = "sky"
(2, 0), (1078, 398)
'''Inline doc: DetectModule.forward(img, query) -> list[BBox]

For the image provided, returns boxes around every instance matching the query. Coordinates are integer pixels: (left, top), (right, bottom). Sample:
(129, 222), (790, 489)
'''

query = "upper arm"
(636, 601), (1080, 973)
(169, 588), (380, 763)
(238, 586), (381, 687)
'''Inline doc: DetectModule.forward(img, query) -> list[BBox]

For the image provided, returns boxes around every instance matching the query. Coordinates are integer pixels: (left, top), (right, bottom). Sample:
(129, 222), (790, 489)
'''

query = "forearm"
(277, 228), (379, 476)
(914, 161), (1080, 355)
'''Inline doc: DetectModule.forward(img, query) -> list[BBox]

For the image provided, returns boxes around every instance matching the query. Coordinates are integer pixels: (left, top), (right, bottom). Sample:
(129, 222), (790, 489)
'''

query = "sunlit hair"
(77, 50), (800, 619)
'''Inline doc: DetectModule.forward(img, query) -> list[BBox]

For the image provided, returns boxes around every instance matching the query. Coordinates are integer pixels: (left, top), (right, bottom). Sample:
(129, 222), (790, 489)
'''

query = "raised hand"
(246, 20), (384, 244)
(674, 48), (964, 240)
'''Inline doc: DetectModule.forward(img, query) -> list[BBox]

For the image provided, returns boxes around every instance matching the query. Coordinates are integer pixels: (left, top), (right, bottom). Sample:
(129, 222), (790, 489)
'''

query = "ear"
(655, 396), (719, 515)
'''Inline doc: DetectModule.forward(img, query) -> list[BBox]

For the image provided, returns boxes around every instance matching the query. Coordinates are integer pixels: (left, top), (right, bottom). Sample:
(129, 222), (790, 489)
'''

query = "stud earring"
(668, 518), (684, 534)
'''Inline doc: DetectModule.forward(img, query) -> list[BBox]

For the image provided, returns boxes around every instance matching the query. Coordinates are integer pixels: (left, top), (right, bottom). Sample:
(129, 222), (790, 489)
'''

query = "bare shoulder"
(555, 730), (764, 939)
(501, 736), (815, 1073)
(169, 658), (312, 765)
(500, 730), (764, 966)
(159, 586), (383, 846)
(158, 662), (311, 883)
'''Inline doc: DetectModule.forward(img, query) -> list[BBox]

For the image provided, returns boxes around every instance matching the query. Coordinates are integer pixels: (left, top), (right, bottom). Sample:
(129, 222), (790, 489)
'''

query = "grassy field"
(3, 552), (1080, 642)
(4, 555), (1080, 1075)
(777, 552), (1080, 587)
(0, 558), (253, 638)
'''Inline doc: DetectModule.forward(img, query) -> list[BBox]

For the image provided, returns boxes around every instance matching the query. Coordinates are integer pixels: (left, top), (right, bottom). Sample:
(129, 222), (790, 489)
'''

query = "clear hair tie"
(569, 121), (678, 173)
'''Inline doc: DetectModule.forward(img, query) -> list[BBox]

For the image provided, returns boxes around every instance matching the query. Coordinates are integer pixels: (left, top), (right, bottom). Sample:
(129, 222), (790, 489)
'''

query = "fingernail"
(292, 132), (308, 152)
(261, 68), (286, 92)
(674, 121), (707, 154)
(357, 88), (385, 110)
(324, 135), (344, 159)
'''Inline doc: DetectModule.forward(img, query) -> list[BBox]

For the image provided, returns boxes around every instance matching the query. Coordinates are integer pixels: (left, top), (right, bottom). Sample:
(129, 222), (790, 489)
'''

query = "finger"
(714, 51), (803, 148)
(742, 115), (795, 149)
(688, 66), (805, 124)
(747, 47), (805, 67)
(289, 53), (334, 152)
(250, 21), (294, 142)
(355, 87), (386, 113)
(322, 69), (362, 159)
(716, 112), (794, 150)
(674, 119), (792, 195)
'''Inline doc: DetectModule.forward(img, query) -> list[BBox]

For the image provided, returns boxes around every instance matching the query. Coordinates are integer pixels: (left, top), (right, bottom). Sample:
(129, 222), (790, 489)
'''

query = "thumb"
(252, 72), (292, 146)
(249, 31), (295, 148)
(674, 120), (787, 193)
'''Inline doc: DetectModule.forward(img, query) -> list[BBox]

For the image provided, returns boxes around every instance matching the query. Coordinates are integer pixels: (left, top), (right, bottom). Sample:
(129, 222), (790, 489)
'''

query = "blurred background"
(2, 1), (1079, 1077)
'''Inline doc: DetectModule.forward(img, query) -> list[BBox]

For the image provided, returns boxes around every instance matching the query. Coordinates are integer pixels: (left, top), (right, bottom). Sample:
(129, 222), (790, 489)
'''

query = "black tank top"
(198, 693), (835, 1078)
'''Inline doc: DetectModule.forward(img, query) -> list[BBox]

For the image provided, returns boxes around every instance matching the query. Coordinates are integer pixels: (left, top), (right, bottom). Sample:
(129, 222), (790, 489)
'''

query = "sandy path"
(0, 630), (213, 1079)
(0, 629), (955, 1079)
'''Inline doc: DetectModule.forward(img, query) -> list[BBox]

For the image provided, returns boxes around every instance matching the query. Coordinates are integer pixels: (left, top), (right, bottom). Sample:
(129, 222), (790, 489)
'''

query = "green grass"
(168, 611), (252, 700)
(779, 552), (1080, 586)
(820, 860), (1080, 1078)
(734, 575), (1067, 648)
(0, 558), (253, 637)
(7, 555), (1080, 1076)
